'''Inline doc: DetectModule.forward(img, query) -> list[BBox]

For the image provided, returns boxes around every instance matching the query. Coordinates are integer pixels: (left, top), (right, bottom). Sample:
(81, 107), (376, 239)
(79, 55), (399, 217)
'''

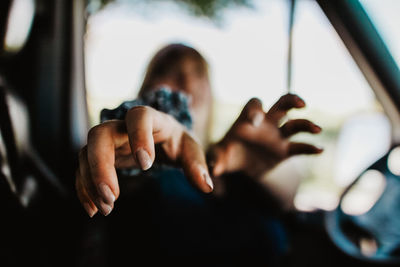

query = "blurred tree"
(91, 0), (254, 20)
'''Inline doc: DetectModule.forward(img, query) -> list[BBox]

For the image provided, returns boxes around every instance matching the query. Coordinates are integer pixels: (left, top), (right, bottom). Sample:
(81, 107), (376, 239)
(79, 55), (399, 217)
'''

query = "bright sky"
(361, 0), (400, 67)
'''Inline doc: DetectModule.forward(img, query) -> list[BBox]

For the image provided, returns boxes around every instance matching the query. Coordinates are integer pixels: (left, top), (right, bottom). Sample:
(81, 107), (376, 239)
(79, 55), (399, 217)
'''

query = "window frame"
(317, 0), (400, 144)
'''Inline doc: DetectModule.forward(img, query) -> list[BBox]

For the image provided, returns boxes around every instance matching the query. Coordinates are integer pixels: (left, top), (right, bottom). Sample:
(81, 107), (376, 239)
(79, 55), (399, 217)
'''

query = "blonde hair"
(138, 43), (209, 96)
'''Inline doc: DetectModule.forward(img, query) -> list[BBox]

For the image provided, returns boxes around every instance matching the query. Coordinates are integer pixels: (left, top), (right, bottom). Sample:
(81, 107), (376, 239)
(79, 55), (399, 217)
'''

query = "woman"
(75, 43), (322, 265)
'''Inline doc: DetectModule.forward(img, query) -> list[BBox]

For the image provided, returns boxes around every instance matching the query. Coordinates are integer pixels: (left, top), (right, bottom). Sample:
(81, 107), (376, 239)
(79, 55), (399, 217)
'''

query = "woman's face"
(150, 57), (213, 145)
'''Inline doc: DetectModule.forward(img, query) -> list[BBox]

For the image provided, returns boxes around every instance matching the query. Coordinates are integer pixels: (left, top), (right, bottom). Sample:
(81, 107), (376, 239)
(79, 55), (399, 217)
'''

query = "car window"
(84, 0), (391, 212)
(360, 0), (400, 69)
(278, 0), (391, 212)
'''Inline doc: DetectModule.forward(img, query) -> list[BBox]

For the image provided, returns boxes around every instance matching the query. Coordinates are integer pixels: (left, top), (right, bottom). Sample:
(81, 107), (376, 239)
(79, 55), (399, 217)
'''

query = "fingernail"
(136, 148), (152, 170)
(313, 125), (322, 133)
(97, 198), (113, 216)
(252, 112), (264, 127)
(295, 96), (306, 107)
(203, 171), (214, 191)
(83, 203), (96, 218)
(98, 183), (115, 205)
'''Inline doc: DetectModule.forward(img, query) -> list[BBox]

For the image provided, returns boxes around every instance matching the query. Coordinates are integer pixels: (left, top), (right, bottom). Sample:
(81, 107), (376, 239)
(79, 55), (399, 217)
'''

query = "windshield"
(360, 0), (400, 68)
(84, 0), (390, 212)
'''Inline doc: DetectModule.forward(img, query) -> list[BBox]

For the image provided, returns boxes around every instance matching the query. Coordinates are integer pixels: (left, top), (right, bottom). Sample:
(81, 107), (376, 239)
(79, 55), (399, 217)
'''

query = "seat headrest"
(0, 0), (12, 51)
(0, 0), (35, 55)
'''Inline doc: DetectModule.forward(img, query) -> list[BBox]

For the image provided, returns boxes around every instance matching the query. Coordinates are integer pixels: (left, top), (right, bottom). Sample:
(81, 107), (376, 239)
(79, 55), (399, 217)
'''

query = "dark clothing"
(83, 88), (288, 266)
(82, 167), (287, 266)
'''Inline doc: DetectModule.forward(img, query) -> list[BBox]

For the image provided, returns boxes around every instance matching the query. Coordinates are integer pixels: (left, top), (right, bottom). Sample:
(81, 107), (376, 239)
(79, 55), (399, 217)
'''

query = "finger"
(80, 145), (115, 216)
(239, 98), (265, 127)
(267, 94), (306, 123)
(234, 120), (288, 159)
(206, 144), (227, 178)
(288, 142), (323, 156)
(280, 119), (322, 138)
(114, 154), (137, 169)
(125, 106), (155, 170)
(114, 139), (138, 169)
(78, 146), (98, 202)
(76, 170), (98, 218)
(180, 132), (213, 193)
(87, 122), (122, 216)
(125, 106), (185, 167)
(125, 105), (212, 193)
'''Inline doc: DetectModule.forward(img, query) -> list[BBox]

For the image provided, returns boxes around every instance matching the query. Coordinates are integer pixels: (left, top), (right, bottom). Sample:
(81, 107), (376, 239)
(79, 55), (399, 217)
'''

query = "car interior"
(1, 0), (400, 266)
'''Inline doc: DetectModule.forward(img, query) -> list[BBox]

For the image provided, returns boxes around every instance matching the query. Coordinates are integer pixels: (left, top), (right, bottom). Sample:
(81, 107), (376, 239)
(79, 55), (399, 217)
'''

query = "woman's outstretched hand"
(75, 94), (322, 217)
(75, 106), (213, 217)
(208, 94), (323, 179)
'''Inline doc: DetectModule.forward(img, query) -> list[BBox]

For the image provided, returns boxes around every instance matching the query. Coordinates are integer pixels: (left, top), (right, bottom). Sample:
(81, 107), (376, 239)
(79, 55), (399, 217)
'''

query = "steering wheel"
(325, 146), (400, 265)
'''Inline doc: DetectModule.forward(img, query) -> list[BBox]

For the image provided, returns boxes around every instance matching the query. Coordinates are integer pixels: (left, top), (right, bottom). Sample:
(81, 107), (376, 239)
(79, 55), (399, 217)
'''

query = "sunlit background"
(84, 0), (400, 212)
